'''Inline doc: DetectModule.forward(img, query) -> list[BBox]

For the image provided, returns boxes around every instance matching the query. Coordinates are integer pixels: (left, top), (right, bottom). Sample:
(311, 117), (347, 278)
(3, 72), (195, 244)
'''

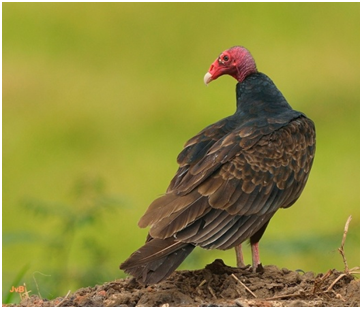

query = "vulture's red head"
(204, 46), (257, 85)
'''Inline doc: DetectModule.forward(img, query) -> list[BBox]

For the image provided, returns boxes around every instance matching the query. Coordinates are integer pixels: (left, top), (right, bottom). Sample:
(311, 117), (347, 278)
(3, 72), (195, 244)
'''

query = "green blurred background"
(3, 2), (359, 302)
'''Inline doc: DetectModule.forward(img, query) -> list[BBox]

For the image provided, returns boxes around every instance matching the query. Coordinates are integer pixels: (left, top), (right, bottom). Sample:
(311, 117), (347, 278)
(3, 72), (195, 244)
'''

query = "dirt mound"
(10, 260), (360, 307)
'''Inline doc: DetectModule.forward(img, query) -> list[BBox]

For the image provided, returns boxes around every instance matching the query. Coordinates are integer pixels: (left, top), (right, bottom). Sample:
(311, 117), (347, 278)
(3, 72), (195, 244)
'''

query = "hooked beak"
(203, 72), (213, 85)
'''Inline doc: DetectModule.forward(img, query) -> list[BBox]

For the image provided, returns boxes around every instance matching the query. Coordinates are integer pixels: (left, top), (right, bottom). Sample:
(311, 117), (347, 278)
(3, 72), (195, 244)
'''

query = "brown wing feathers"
(120, 237), (195, 285)
(120, 115), (315, 284)
(119, 47), (316, 285)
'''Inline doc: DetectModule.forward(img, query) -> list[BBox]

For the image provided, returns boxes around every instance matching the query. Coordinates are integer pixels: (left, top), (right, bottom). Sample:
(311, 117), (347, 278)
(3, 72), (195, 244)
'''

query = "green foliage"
(4, 176), (125, 299)
(3, 2), (359, 302)
(3, 264), (31, 304)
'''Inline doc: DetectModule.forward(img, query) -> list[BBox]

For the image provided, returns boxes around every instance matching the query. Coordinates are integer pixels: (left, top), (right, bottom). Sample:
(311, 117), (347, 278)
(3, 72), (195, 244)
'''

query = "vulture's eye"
(223, 55), (229, 61)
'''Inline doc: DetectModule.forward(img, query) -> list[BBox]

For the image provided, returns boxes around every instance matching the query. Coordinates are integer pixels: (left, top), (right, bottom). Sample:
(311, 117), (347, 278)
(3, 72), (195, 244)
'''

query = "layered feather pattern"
(120, 71), (316, 285)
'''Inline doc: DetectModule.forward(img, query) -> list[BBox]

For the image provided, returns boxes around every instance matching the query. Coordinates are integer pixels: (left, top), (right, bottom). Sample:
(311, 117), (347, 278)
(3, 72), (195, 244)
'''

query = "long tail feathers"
(120, 237), (195, 285)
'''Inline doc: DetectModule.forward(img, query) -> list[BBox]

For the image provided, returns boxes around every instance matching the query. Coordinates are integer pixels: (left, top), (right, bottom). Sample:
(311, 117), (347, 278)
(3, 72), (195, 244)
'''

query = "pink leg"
(251, 242), (260, 269)
(235, 244), (245, 267)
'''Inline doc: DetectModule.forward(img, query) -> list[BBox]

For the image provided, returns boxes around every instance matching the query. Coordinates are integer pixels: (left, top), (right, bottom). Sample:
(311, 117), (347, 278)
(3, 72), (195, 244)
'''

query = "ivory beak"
(203, 72), (213, 85)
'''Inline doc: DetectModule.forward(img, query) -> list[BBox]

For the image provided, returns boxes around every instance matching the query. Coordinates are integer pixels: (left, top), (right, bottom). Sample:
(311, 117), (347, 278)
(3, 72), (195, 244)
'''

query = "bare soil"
(9, 259), (359, 307)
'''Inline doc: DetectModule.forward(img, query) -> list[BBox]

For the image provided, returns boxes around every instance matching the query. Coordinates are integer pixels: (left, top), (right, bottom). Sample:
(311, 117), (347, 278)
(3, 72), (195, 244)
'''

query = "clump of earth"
(9, 259), (360, 307)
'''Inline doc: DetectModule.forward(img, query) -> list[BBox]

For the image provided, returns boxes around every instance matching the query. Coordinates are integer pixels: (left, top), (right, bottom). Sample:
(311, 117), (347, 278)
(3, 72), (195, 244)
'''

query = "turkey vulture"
(120, 46), (316, 285)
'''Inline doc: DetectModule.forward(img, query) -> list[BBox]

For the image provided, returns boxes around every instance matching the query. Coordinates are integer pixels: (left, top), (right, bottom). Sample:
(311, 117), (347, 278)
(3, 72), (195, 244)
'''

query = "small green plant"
(17, 175), (125, 299)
